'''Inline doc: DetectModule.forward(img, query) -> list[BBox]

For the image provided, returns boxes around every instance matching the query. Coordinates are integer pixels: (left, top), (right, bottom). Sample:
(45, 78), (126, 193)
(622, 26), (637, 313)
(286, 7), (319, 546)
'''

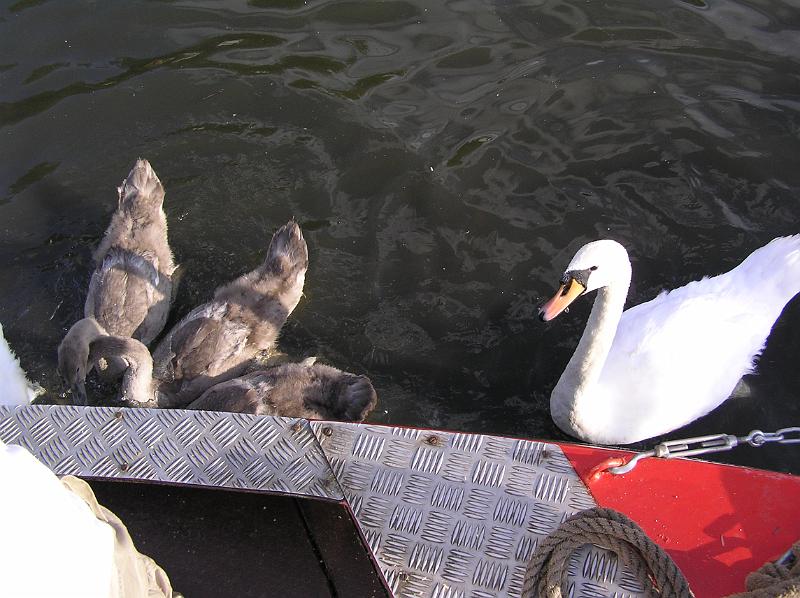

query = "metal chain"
(607, 427), (800, 474)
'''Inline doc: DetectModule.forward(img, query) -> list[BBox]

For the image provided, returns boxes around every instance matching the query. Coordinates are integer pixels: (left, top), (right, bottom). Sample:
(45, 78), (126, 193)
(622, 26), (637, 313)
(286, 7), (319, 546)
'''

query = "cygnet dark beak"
(71, 380), (88, 406)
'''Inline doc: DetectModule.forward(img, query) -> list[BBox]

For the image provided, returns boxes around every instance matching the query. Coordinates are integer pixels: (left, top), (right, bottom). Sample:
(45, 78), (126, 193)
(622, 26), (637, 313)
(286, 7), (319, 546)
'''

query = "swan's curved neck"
(65, 317), (108, 349)
(89, 336), (156, 406)
(551, 273), (630, 438)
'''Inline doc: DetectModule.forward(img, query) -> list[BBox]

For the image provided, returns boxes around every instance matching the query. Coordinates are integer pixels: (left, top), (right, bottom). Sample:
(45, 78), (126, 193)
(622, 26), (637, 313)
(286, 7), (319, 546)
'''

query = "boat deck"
(3, 404), (799, 597)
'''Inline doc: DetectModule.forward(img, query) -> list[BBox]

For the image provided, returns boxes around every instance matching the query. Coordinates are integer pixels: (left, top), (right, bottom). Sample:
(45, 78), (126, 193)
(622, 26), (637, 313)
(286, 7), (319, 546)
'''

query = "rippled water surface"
(2, 0), (799, 473)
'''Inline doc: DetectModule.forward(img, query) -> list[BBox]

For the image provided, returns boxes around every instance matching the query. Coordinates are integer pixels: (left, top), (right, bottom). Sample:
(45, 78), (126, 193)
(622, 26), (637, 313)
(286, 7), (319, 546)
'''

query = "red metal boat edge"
(559, 442), (800, 597)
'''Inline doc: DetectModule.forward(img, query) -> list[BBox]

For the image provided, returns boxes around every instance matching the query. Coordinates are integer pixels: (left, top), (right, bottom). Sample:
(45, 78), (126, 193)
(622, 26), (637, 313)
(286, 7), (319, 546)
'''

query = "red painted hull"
(560, 443), (800, 598)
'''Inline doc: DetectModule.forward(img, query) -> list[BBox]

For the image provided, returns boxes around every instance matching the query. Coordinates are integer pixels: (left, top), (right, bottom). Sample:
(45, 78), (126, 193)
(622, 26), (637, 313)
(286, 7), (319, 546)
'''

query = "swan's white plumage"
(0, 323), (36, 406)
(547, 236), (800, 445)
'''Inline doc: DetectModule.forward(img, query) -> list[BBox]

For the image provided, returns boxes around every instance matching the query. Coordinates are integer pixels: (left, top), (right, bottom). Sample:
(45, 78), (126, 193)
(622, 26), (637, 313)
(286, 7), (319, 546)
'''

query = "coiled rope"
(521, 507), (694, 598)
(522, 507), (800, 598)
(730, 542), (800, 598)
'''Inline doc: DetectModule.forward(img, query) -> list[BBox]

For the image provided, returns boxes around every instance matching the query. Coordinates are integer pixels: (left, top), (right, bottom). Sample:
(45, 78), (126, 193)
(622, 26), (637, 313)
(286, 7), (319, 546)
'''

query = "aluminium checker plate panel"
(310, 421), (647, 598)
(0, 405), (342, 500)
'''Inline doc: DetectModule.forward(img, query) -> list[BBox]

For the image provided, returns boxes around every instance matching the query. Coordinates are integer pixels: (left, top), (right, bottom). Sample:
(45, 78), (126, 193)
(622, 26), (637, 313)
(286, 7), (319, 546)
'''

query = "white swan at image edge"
(0, 323), (36, 406)
(539, 236), (800, 445)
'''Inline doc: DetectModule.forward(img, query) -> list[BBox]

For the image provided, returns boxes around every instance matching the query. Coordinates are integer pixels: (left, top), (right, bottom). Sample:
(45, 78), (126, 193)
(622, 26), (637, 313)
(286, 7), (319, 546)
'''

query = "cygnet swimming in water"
(0, 323), (37, 406)
(57, 159), (176, 404)
(86, 220), (308, 408)
(187, 358), (378, 422)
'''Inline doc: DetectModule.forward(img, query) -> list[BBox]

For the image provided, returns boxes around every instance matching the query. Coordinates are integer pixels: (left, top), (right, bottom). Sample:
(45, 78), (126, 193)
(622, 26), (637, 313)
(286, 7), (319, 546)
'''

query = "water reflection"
(1, 0), (799, 473)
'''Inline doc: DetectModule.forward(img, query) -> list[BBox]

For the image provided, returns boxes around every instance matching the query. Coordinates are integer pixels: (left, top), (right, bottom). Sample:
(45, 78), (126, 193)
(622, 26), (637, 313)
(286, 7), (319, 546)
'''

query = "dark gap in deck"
(89, 480), (389, 598)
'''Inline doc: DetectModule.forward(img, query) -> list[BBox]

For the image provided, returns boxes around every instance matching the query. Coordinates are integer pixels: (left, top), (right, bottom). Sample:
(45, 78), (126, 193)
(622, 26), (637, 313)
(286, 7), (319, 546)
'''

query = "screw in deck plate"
(322, 426), (333, 437)
(425, 435), (441, 446)
(114, 411), (123, 421)
(291, 421), (303, 433)
(119, 462), (129, 472)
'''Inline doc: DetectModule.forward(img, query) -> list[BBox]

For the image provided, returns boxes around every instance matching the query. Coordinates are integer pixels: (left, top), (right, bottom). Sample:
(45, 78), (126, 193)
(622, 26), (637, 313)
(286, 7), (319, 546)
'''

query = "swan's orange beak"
(539, 278), (586, 322)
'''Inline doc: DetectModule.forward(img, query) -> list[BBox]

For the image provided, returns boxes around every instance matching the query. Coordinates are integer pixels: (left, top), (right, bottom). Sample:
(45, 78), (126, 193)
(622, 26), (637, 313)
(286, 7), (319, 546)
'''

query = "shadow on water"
(1, 0), (799, 473)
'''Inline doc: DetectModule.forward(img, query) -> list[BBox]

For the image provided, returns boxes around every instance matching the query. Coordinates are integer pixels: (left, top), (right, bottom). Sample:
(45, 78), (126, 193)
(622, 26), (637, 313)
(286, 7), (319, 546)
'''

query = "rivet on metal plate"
(425, 435), (441, 446)
(322, 426), (333, 437)
(114, 411), (123, 421)
(119, 462), (129, 472)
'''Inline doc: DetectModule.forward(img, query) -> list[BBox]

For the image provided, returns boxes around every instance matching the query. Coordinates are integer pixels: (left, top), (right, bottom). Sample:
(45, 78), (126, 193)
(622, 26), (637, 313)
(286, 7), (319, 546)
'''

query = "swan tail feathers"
(263, 220), (309, 279)
(118, 158), (165, 209)
(332, 373), (378, 422)
(305, 363), (377, 422)
(738, 235), (800, 305)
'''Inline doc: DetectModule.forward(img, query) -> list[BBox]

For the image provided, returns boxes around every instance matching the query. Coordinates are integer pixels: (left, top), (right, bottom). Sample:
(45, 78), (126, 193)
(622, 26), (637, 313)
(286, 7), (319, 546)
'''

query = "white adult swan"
(539, 236), (800, 445)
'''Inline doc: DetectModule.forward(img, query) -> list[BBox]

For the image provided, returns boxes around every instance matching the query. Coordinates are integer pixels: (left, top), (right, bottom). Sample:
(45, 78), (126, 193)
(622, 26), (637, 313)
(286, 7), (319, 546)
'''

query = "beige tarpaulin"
(0, 440), (175, 598)
(60, 476), (174, 598)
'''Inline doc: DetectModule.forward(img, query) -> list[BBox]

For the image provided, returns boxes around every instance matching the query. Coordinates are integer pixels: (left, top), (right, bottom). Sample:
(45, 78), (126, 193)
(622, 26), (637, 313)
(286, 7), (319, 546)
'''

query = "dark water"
(1, 0), (799, 473)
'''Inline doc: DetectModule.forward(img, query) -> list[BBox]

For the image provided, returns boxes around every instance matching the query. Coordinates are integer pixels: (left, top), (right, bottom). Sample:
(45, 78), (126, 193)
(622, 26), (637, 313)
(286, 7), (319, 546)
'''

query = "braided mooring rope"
(729, 541), (800, 598)
(521, 507), (694, 598)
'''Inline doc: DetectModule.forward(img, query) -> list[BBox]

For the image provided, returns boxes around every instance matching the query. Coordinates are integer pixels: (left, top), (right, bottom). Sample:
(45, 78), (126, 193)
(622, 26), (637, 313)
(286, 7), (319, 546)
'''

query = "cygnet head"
(539, 240), (630, 322)
(57, 318), (107, 405)
(57, 341), (89, 405)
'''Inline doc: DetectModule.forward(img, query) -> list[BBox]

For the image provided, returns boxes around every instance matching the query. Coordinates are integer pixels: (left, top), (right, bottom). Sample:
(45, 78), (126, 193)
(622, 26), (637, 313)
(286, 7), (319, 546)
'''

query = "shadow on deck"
(90, 480), (389, 598)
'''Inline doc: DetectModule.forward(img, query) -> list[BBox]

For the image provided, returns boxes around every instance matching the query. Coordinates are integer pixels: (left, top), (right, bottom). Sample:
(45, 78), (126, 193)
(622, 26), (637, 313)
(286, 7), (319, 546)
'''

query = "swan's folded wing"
(151, 302), (215, 381)
(188, 375), (272, 414)
(612, 276), (765, 368)
(602, 277), (774, 429)
(84, 248), (170, 342)
(152, 301), (253, 404)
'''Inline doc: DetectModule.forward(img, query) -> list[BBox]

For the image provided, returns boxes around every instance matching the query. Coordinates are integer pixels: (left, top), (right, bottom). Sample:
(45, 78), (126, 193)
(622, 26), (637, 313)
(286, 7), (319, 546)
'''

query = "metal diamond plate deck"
(0, 405), (342, 500)
(310, 422), (647, 598)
